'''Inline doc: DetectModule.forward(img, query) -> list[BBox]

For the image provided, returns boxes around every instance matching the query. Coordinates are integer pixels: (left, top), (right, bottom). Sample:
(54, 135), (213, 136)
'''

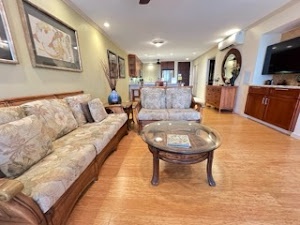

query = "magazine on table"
(167, 134), (191, 148)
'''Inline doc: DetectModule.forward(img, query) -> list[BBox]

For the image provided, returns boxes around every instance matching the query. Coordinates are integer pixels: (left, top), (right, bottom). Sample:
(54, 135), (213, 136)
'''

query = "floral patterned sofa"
(136, 86), (203, 132)
(0, 92), (128, 225)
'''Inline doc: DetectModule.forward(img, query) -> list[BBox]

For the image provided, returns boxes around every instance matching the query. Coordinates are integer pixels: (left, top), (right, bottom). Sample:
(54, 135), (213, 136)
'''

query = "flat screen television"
(262, 37), (300, 74)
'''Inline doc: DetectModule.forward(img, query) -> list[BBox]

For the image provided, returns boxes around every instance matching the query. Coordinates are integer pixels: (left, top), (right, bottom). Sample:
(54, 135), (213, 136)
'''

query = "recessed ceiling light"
(104, 22), (110, 28)
(192, 52), (196, 55)
(186, 58), (189, 60)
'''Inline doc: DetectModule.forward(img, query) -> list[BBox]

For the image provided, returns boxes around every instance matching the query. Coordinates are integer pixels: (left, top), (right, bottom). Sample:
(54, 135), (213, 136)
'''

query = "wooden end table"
(104, 102), (133, 129)
(140, 121), (221, 186)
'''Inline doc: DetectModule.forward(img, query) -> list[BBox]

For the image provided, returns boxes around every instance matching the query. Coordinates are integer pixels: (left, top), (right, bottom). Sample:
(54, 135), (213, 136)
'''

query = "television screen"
(262, 37), (300, 74)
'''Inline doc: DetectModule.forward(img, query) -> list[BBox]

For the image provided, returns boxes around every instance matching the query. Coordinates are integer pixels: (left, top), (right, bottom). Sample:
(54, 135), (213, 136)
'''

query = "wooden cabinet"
(244, 86), (269, 120)
(245, 86), (300, 131)
(128, 54), (142, 77)
(205, 86), (237, 111)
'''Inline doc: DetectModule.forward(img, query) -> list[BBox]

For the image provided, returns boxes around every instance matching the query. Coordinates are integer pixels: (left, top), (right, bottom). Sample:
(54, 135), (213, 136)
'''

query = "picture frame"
(107, 50), (118, 78)
(118, 56), (125, 78)
(18, 0), (82, 72)
(0, 0), (18, 64)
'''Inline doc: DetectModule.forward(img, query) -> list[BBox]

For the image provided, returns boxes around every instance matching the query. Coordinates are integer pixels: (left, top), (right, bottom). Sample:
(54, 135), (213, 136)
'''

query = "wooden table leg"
(206, 151), (216, 186)
(150, 147), (159, 186)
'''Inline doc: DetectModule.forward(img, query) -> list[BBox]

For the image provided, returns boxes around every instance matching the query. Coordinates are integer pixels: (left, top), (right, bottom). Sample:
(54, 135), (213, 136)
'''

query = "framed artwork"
(118, 56), (125, 78)
(18, 0), (82, 72)
(107, 50), (118, 78)
(0, 0), (18, 64)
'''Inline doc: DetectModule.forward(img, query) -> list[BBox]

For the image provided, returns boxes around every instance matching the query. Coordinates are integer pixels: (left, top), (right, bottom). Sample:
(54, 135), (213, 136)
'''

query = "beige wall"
(0, 0), (129, 102)
(142, 63), (160, 83)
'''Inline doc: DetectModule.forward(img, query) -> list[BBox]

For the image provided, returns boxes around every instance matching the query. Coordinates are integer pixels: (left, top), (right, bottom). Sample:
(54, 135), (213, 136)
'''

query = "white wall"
(192, 1), (300, 138)
(0, 0), (129, 102)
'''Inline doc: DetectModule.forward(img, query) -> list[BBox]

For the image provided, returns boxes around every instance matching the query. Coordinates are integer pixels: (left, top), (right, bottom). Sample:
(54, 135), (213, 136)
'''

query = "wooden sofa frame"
(0, 91), (128, 225)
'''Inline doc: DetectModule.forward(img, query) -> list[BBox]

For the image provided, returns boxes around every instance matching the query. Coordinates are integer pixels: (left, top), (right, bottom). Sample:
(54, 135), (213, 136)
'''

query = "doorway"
(178, 62), (190, 86)
(207, 59), (215, 85)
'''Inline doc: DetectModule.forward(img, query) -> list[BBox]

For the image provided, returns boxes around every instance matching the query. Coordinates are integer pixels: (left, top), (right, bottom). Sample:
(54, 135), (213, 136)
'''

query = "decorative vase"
(108, 89), (122, 104)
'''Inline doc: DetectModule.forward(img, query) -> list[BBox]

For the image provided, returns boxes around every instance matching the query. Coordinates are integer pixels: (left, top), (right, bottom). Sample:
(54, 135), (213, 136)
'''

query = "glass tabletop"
(140, 121), (221, 154)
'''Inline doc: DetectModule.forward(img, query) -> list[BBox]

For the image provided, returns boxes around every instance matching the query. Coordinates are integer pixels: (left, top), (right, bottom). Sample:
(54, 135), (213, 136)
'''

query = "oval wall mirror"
(221, 48), (242, 86)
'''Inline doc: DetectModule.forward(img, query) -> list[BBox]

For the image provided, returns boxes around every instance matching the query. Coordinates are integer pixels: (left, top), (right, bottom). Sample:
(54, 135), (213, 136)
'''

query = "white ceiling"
(65, 0), (294, 63)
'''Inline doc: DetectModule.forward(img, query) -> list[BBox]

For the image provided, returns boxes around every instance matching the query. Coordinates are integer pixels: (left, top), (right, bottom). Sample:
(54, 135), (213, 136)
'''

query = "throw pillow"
(64, 94), (92, 126)
(88, 98), (108, 122)
(0, 106), (26, 125)
(0, 115), (53, 178)
(22, 99), (78, 141)
(80, 102), (94, 123)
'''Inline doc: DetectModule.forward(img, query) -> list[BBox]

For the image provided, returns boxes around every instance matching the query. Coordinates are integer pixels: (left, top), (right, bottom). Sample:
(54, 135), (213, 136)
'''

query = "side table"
(104, 102), (133, 129)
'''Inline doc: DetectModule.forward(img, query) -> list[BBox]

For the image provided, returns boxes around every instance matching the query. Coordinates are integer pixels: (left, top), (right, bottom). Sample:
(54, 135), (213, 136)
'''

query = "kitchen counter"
(251, 85), (300, 89)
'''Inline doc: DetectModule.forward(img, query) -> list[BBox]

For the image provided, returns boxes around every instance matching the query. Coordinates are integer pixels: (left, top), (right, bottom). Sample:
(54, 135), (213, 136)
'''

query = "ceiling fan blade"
(139, 0), (150, 4)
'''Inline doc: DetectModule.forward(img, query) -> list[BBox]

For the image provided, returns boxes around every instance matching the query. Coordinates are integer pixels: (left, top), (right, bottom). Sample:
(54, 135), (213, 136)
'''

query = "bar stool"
(131, 88), (141, 102)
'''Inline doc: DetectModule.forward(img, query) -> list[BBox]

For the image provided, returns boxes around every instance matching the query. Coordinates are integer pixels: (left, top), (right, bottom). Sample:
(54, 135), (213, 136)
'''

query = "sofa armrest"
(191, 98), (204, 113)
(0, 179), (24, 202)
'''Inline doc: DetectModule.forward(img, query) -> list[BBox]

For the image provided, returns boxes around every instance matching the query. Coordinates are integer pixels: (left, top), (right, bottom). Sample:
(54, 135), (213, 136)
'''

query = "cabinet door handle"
(264, 98), (269, 105)
(275, 88), (288, 91)
(261, 97), (265, 105)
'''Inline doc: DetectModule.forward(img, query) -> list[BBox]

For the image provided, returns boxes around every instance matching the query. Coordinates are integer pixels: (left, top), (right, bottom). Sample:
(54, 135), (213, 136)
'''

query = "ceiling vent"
(218, 31), (245, 51)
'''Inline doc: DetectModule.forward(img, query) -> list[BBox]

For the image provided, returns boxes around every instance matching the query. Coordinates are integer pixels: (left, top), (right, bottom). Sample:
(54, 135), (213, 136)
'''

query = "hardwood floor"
(66, 108), (300, 225)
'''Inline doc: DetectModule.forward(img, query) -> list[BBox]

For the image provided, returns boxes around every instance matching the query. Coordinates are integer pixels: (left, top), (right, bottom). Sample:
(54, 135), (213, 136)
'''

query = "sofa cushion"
(0, 106), (26, 125)
(167, 108), (201, 121)
(141, 87), (166, 109)
(22, 99), (78, 141)
(0, 115), (53, 178)
(138, 108), (169, 121)
(80, 102), (94, 123)
(16, 144), (96, 213)
(52, 113), (127, 154)
(64, 94), (92, 126)
(88, 98), (107, 122)
(166, 87), (192, 109)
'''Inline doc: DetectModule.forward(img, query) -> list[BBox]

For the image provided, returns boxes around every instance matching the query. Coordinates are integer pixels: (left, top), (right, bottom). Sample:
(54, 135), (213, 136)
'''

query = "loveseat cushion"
(141, 87), (166, 109)
(0, 106), (26, 125)
(0, 115), (53, 178)
(167, 108), (201, 121)
(64, 94), (92, 126)
(22, 99), (78, 141)
(138, 108), (169, 121)
(52, 113), (127, 154)
(166, 87), (192, 109)
(88, 98), (107, 122)
(16, 144), (96, 213)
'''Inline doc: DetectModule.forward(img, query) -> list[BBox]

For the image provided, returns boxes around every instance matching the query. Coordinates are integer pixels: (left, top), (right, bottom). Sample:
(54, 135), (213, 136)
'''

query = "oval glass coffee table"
(140, 121), (221, 186)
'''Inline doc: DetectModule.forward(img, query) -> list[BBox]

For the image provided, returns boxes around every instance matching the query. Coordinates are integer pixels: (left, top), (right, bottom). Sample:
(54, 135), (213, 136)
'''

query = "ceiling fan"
(139, 0), (150, 5)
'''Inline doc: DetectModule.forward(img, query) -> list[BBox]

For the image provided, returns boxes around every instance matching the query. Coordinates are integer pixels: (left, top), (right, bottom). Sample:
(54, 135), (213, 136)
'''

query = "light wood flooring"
(66, 108), (300, 225)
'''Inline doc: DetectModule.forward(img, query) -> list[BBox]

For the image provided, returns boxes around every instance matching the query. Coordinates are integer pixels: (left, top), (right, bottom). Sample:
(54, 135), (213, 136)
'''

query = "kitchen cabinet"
(128, 54), (142, 77)
(205, 86), (237, 111)
(244, 86), (300, 131)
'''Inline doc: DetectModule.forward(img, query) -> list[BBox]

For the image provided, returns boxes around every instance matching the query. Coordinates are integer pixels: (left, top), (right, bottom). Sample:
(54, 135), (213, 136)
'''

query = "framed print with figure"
(18, 0), (82, 71)
(0, 0), (18, 64)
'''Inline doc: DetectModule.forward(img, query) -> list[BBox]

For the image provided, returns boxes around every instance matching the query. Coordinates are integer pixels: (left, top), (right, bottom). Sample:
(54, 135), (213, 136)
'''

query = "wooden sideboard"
(244, 86), (300, 131)
(205, 85), (237, 112)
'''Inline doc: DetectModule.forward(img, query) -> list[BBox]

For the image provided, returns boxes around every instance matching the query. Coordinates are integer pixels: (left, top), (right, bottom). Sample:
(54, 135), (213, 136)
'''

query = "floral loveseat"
(136, 86), (202, 131)
(0, 91), (128, 225)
